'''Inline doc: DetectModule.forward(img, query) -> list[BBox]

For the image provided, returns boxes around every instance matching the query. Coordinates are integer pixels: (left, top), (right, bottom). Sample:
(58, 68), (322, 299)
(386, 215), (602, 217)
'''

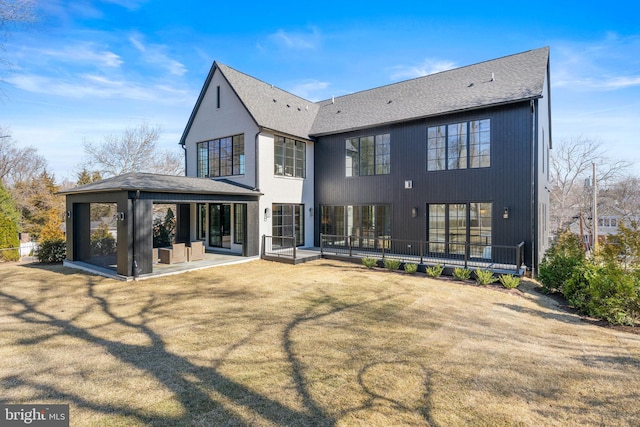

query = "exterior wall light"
(264, 207), (270, 221)
(503, 207), (510, 219)
(309, 207), (313, 217)
(411, 207), (418, 218)
(66, 210), (71, 218)
(115, 212), (125, 221)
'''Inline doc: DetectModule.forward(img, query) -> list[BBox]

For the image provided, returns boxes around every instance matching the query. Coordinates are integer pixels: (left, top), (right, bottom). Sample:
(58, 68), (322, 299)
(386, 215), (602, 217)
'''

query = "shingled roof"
(310, 47), (549, 136)
(217, 63), (320, 140)
(59, 172), (262, 196)
(181, 47), (549, 142)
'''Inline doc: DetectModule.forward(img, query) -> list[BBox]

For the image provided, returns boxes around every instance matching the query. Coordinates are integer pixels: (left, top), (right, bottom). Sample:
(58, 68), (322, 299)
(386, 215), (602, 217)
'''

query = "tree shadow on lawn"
(0, 279), (440, 426)
(0, 282), (334, 426)
(282, 290), (439, 425)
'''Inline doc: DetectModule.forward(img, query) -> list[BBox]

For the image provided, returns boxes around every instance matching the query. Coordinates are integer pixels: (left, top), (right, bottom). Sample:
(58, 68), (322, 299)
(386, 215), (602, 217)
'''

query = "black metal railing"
(320, 234), (526, 274)
(262, 235), (297, 259)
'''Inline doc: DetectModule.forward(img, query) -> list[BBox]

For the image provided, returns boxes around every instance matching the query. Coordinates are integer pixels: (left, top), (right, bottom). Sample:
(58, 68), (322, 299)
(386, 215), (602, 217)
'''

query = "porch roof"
(59, 172), (262, 197)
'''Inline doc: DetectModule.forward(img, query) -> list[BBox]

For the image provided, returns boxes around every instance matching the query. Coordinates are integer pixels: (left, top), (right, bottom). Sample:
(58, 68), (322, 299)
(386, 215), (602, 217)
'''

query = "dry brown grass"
(0, 259), (639, 426)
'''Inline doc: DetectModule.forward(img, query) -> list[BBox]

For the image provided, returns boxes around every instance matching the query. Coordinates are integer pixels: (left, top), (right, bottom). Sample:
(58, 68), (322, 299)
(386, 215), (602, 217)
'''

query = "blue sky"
(2, 0), (639, 182)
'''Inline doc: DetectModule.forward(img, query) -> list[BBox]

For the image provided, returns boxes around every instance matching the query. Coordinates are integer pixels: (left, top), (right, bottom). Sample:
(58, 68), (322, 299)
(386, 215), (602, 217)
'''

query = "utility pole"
(592, 162), (598, 253)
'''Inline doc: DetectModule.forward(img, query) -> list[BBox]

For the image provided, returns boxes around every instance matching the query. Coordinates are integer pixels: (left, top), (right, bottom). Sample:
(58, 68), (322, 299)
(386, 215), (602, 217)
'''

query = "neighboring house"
(180, 47), (551, 273)
(61, 47), (551, 278)
(569, 208), (639, 250)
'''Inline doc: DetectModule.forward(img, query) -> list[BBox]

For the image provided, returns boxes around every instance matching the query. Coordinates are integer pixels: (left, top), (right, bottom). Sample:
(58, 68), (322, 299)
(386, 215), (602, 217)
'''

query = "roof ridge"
(314, 46), (549, 105)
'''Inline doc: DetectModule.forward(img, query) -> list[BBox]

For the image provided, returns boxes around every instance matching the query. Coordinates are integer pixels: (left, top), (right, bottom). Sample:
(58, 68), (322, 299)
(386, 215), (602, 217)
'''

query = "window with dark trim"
(216, 85), (221, 108)
(427, 202), (492, 258)
(320, 204), (391, 248)
(272, 204), (304, 246)
(346, 134), (390, 176)
(427, 119), (490, 171)
(196, 203), (206, 240)
(274, 136), (306, 178)
(234, 203), (245, 244)
(196, 134), (245, 177)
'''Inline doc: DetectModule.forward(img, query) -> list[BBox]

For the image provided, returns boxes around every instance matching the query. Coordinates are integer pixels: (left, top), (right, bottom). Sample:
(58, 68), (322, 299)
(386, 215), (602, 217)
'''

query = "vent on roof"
(468, 83), (474, 88)
(286, 104), (290, 108)
(387, 100), (392, 104)
(491, 72), (495, 82)
(273, 99), (277, 103)
(331, 95), (335, 104)
(337, 110), (341, 114)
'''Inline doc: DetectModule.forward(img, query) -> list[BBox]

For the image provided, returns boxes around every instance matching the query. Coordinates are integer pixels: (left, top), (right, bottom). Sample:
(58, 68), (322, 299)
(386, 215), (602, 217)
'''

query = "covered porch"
(61, 173), (262, 280)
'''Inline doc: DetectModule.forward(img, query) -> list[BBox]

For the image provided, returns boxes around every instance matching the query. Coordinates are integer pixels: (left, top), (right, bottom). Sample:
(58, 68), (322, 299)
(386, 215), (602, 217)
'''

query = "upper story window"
(345, 133), (390, 177)
(196, 134), (245, 177)
(598, 217), (618, 228)
(427, 119), (490, 171)
(274, 136), (306, 178)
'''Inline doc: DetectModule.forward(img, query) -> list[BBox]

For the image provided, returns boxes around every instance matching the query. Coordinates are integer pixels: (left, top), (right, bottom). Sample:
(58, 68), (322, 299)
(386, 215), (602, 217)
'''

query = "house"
(180, 47), (551, 273)
(569, 208), (639, 251)
(62, 47), (551, 278)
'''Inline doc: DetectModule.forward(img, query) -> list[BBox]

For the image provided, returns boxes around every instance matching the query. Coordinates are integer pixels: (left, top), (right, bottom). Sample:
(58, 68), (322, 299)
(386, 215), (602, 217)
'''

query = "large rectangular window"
(274, 136), (306, 178)
(449, 203), (467, 255)
(427, 126), (446, 171)
(428, 204), (446, 253)
(345, 133), (391, 176)
(196, 134), (245, 177)
(196, 203), (206, 240)
(272, 204), (304, 246)
(427, 119), (490, 171)
(470, 203), (492, 257)
(427, 202), (492, 259)
(234, 203), (245, 244)
(320, 204), (391, 248)
(469, 120), (491, 168)
(197, 144), (208, 178)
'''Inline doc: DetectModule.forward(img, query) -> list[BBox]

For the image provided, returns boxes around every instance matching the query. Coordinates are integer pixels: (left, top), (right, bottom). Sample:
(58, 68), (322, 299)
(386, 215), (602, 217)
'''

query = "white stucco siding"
(183, 68), (259, 189)
(257, 132), (316, 247)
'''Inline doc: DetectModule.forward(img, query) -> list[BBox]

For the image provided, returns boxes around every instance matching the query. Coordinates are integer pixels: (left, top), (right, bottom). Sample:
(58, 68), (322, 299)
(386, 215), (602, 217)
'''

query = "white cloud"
(16, 43), (123, 68)
(554, 75), (640, 90)
(286, 80), (330, 101)
(6, 73), (192, 103)
(388, 59), (457, 81)
(552, 35), (640, 91)
(100, 0), (148, 10)
(267, 27), (321, 50)
(129, 34), (188, 76)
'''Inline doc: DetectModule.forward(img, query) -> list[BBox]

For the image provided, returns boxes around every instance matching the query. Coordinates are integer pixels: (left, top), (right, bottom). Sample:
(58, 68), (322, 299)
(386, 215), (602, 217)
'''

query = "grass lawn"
(0, 259), (639, 426)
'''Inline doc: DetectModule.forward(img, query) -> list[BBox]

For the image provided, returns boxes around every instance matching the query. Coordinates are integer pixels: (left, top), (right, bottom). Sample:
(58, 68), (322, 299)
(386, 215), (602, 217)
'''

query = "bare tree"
(1, 0), (37, 71)
(0, 127), (47, 186)
(83, 122), (183, 177)
(601, 176), (640, 220)
(549, 136), (632, 233)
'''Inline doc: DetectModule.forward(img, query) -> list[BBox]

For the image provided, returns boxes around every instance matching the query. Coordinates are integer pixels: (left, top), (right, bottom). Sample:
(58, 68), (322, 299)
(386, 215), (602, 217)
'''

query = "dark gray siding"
(314, 101), (535, 262)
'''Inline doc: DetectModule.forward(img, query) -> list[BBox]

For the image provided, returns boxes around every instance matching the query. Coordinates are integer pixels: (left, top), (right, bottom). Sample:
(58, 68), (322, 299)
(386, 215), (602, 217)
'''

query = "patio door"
(209, 203), (231, 248)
